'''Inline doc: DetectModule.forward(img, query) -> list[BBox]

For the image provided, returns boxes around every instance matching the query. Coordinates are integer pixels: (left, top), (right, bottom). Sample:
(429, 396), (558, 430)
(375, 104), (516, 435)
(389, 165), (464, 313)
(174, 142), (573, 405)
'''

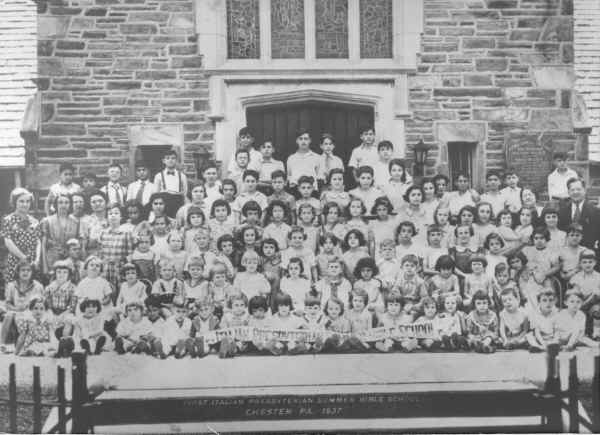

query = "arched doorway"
(246, 100), (375, 165)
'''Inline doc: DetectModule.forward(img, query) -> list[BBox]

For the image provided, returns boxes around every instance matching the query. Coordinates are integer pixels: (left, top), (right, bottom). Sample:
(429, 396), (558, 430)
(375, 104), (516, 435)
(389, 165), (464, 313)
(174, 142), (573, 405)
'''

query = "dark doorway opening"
(134, 145), (173, 180)
(246, 101), (375, 166)
(448, 141), (477, 186)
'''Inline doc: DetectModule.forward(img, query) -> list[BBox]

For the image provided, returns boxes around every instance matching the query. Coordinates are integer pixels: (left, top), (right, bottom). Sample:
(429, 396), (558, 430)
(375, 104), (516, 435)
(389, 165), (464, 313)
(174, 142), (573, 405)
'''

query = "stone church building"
(0, 0), (598, 212)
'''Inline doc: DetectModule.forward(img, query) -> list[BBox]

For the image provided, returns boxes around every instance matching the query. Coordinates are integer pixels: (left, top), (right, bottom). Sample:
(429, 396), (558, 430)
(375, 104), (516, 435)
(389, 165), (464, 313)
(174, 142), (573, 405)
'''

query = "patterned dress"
(99, 227), (134, 290)
(0, 213), (40, 281)
(16, 314), (56, 356)
(41, 214), (79, 275)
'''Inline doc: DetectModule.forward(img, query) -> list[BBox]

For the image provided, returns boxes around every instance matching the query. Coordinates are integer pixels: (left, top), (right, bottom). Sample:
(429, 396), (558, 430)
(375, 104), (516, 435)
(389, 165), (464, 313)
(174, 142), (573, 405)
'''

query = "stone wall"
(35, 0), (211, 189)
(408, 0), (579, 193)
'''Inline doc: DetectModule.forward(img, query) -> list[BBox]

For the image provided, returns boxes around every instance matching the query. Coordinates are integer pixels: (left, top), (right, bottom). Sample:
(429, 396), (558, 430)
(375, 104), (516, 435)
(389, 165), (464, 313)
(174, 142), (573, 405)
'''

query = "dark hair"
(270, 170), (286, 181)
(321, 133), (335, 144)
(319, 232), (340, 247)
(483, 232), (505, 250)
(121, 262), (140, 278)
(504, 167), (518, 178)
(242, 169), (259, 182)
(453, 223), (474, 237)
(163, 148), (177, 158)
(385, 291), (404, 307)
(345, 197), (367, 220)
(496, 209), (514, 226)
(287, 225), (306, 240)
(260, 238), (280, 254)
(79, 299), (102, 313)
(475, 202), (494, 224)
(469, 255), (488, 269)
(248, 295), (268, 314)
(274, 292), (293, 311)
(186, 206), (206, 226)
(354, 257), (379, 279)
(145, 295), (162, 309)
(371, 196), (394, 215)
(295, 127), (310, 139)
(297, 175), (315, 187)
(14, 260), (34, 283)
(377, 140), (393, 151)
(187, 181), (206, 201)
(241, 200), (262, 218)
(264, 200), (291, 226)
(471, 290), (491, 308)
(221, 179), (238, 196)
(216, 234), (235, 251)
(566, 222), (584, 235)
(507, 251), (528, 267)
(403, 184), (424, 204)
(358, 124), (374, 135)
(427, 224), (443, 236)
(210, 198), (231, 218)
(227, 293), (248, 309)
(396, 220), (417, 238)
(81, 172), (97, 182)
(287, 257), (305, 275)
(124, 200), (146, 222)
(531, 226), (550, 242)
(553, 151), (567, 160)
(540, 205), (559, 221)
(344, 229), (366, 248)
(235, 148), (250, 158)
(486, 169), (501, 180)
(59, 163), (75, 174)
(356, 166), (374, 179)
(435, 255), (455, 272)
(237, 225), (260, 246)
(108, 163), (122, 172)
(567, 177), (584, 190)
(323, 297), (345, 317)
(238, 126), (255, 138)
(322, 202), (341, 219)
(495, 262), (509, 276)
(29, 296), (47, 311)
(401, 254), (419, 266)
(458, 205), (477, 223)
(388, 158), (407, 182)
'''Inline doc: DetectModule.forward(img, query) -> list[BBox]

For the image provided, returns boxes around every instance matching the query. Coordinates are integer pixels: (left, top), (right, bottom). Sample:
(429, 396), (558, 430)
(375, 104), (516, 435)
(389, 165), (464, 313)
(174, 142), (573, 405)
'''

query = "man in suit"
(558, 177), (600, 250)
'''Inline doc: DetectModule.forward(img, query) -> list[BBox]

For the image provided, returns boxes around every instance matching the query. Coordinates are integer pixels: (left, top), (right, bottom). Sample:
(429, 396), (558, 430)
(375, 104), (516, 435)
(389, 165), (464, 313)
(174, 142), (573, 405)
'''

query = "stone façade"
(31, 0), (581, 196)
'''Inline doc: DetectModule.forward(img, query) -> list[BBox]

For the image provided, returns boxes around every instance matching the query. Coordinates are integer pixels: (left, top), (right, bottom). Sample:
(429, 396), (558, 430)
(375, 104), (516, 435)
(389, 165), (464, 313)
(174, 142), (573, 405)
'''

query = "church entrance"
(246, 101), (375, 166)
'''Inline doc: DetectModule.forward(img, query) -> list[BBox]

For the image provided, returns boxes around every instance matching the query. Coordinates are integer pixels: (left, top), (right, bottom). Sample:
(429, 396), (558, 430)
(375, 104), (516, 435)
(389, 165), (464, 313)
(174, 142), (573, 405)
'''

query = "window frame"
(196, 0), (423, 71)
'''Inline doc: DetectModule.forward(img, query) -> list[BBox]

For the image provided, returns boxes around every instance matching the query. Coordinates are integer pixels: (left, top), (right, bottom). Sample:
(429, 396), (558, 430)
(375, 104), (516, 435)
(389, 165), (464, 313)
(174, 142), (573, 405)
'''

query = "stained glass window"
(360, 0), (393, 58)
(271, 0), (305, 58)
(316, 0), (348, 58)
(227, 0), (260, 59)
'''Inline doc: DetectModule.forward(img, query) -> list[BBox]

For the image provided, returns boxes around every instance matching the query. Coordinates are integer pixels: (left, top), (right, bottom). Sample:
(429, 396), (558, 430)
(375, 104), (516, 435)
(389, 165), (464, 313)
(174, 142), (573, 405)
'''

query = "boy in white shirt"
(202, 163), (222, 212)
(547, 152), (578, 201)
(127, 161), (157, 207)
(286, 128), (320, 192)
(372, 140), (396, 188)
(257, 140), (284, 195)
(480, 170), (506, 217)
(101, 163), (127, 207)
(500, 169), (522, 213)
(153, 149), (189, 218)
(348, 124), (378, 182)
(317, 133), (344, 187)
(45, 163), (81, 215)
(227, 126), (262, 174)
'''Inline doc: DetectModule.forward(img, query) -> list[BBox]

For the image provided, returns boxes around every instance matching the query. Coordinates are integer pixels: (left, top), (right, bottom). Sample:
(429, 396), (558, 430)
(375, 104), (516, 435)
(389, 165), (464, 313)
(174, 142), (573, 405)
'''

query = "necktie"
(113, 185), (122, 205)
(573, 202), (582, 222)
(135, 181), (145, 204)
(325, 155), (332, 177)
(167, 170), (175, 175)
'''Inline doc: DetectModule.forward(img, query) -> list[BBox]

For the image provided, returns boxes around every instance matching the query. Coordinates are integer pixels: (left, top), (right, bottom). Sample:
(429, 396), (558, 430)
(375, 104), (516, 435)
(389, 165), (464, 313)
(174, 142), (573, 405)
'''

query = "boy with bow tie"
(153, 149), (188, 218)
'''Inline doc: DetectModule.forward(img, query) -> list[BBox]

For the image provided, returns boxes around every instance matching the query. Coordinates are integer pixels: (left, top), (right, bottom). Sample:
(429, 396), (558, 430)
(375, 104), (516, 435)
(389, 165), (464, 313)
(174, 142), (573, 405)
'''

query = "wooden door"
(448, 141), (476, 186)
(246, 101), (374, 166)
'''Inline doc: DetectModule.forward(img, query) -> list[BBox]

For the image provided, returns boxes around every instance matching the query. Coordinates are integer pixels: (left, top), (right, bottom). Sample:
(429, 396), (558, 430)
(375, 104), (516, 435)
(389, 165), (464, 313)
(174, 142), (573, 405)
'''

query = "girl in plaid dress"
(99, 204), (133, 294)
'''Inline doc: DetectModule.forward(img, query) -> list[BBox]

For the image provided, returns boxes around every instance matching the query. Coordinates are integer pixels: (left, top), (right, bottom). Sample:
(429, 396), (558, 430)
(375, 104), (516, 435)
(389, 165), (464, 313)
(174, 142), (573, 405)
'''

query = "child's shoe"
(441, 335), (452, 350)
(474, 342), (484, 353)
(80, 339), (91, 355)
(94, 336), (106, 355)
(114, 338), (126, 354)
(194, 338), (206, 358)
(482, 344), (495, 354)
(311, 337), (324, 353)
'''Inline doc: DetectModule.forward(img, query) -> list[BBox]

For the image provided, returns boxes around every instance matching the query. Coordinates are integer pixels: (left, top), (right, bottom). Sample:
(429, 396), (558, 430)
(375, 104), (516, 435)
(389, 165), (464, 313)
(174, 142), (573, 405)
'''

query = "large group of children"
(1, 125), (599, 359)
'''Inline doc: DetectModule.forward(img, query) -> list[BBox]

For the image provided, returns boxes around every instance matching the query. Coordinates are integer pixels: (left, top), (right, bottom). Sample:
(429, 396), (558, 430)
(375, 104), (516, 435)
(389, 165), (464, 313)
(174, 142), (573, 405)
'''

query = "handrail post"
(71, 352), (88, 434)
(593, 354), (600, 432)
(33, 366), (42, 434)
(57, 366), (66, 434)
(544, 343), (562, 431)
(568, 355), (579, 433)
(9, 363), (17, 433)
